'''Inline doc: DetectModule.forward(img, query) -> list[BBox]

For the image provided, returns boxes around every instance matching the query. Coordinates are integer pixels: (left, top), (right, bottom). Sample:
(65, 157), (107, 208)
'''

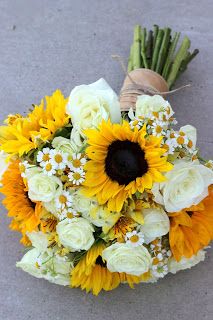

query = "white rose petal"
(27, 231), (49, 252)
(152, 160), (213, 212)
(168, 250), (206, 274)
(56, 217), (95, 252)
(180, 124), (197, 147)
(52, 136), (74, 155)
(66, 78), (121, 131)
(102, 243), (152, 276)
(16, 248), (44, 279)
(140, 208), (170, 244)
(28, 172), (62, 202)
(135, 95), (173, 118)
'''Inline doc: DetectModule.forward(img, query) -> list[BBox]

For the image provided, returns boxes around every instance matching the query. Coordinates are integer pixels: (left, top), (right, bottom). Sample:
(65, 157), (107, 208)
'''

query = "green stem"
(167, 36), (191, 88)
(128, 44), (134, 72)
(155, 27), (171, 74)
(151, 29), (164, 70)
(162, 32), (180, 79)
(132, 25), (141, 69)
(153, 24), (159, 48)
(146, 30), (153, 68)
(141, 27), (148, 68)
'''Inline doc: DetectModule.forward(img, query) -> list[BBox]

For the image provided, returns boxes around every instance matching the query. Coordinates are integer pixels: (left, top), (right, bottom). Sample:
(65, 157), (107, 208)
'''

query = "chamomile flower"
(125, 230), (144, 247)
(50, 150), (67, 170)
(37, 147), (51, 167)
(68, 153), (87, 171)
(56, 190), (73, 210)
(152, 262), (168, 278)
(152, 123), (165, 137)
(42, 161), (57, 176)
(68, 169), (85, 185)
(19, 161), (30, 178)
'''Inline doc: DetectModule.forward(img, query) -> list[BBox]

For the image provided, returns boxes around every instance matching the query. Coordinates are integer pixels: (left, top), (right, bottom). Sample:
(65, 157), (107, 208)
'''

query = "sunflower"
(0, 90), (69, 157)
(71, 241), (150, 295)
(83, 120), (172, 212)
(0, 160), (57, 245)
(169, 186), (213, 261)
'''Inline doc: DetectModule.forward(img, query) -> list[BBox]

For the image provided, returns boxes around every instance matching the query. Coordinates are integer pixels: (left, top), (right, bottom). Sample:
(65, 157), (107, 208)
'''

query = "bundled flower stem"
(128, 25), (199, 88)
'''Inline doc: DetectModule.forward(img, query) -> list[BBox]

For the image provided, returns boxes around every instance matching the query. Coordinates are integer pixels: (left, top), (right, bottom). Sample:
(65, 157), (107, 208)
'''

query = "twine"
(112, 55), (191, 99)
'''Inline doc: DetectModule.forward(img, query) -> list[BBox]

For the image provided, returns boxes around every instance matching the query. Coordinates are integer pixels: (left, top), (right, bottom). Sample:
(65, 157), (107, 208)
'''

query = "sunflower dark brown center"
(105, 140), (148, 185)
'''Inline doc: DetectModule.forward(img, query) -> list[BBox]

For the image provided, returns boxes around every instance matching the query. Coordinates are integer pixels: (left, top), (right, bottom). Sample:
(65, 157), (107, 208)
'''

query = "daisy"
(19, 161), (30, 178)
(55, 190), (73, 210)
(50, 149), (67, 170)
(152, 262), (168, 278)
(37, 147), (51, 167)
(42, 161), (56, 176)
(151, 122), (165, 137)
(125, 230), (144, 247)
(68, 153), (87, 171)
(68, 169), (85, 185)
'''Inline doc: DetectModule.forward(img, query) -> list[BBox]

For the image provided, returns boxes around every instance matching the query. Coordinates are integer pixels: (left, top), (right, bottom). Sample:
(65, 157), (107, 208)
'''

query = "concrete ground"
(0, 1), (212, 319)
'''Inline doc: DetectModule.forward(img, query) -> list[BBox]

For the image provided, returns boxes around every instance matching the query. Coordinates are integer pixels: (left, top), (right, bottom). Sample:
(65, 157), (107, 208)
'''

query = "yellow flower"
(0, 90), (69, 157)
(0, 160), (57, 245)
(71, 241), (150, 295)
(83, 120), (173, 212)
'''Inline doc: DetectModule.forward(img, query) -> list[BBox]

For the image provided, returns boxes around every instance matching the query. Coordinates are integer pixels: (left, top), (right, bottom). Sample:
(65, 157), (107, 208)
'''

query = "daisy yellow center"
(177, 136), (185, 145)
(42, 154), (50, 161)
(105, 140), (148, 185)
(19, 164), (26, 173)
(67, 212), (74, 219)
(45, 163), (52, 171)
(130, 235), (139, 243)
(72, 159), (81, 168)
(59, 195), (67, 204)
(54, 154), (63, 163)
(73, 172), (81, 180)
(155, 125), (162, 133)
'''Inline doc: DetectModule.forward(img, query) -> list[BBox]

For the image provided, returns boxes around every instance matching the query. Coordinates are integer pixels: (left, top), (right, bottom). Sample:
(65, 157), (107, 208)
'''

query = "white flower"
(68, 153), (87, 171)
(37, 147), (51, 167)
(152, 262), (168, 278)
(16, 248), (45, 279)
(0, 151), (9, 184)
(52, 136), (74, 155)
(42, 161), (57, 176)
(28, 172), (62, 202)
(180, 124), (197, 147)
(27, 231), (49, 252)
(56, 217), (95, 252)
(125, 230), (145, 247)
(19, 161), (31, 178)
(168, 250), (206, 274)
(66, 78), (121, 131)
(152, 160), (213, 212)
(49, 149), (67, 170)
(139, 208), (170, 244)
(55, 190), (73, 210)
(102, 242), (152, 276)
(68, 169), (85, 185)
(70, 126), (85, 151)
(135, 95), (173, 119)
(72, 189), (98, 214)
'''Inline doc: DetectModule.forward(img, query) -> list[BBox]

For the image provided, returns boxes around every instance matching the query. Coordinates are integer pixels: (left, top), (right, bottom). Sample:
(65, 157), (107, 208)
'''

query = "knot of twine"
(112, 55), (191, 99)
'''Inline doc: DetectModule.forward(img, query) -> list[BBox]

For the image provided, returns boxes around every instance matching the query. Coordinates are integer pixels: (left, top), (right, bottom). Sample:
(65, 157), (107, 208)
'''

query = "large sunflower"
(0, 160), (57, 245)
(83, 120), (172, 212)
(169, 186), (213, 261)
(0, 90), (69, 157)
(71, 241), (150, 295)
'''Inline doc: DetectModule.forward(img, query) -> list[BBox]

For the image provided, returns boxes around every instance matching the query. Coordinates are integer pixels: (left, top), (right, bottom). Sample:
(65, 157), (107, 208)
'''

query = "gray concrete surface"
(0, 1), (212, 319)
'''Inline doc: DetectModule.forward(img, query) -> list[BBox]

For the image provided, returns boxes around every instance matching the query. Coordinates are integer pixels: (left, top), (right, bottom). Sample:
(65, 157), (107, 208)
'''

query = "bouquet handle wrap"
(120, 68), (169, 111)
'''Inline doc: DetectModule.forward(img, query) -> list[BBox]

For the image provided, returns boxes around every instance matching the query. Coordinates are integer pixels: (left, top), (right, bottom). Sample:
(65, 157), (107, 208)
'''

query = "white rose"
(27, 231), (49, 252)
(0, 151), (9, 184)
(28, 172), (62, 202)
(52, 136), (74, 155)
(56, 217), (95, 252)
(16, 248), (44, 278)
(168, 250), (206, 274)
(140, 208), (170, 244)
(152, 160), (213, 212)
(102, 243), (152, 276)
(72, 189), (98, 214)
(70, 126), (85, 151)
(66, 78), (121, 131)
(135, 95), (173, 118)
(180, 124), (197, 147)
(45, 255), (73, 286)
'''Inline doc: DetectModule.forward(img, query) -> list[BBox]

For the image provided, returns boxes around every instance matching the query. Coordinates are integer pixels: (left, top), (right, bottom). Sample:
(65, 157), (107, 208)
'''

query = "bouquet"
(0, 25), (213, 296)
